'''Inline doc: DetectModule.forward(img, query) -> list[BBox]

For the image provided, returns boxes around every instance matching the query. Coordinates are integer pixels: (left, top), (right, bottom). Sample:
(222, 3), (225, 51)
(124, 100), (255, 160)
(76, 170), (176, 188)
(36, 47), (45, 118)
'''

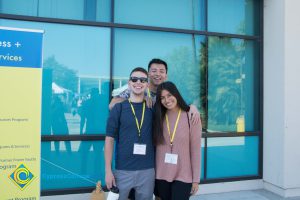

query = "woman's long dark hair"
(153, 81), (190, 145)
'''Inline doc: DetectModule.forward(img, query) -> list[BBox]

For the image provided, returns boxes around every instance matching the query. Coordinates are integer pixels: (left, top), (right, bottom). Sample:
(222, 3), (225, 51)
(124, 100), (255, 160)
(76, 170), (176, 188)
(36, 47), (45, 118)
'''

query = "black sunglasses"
(130, 77), (148, 83)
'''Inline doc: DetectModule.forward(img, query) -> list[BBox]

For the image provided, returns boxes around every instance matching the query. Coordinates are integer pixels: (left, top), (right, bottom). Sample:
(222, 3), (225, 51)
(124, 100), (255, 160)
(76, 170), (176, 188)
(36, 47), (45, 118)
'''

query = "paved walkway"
(190, 190), (300, 200)
(41, 190), (300, 200)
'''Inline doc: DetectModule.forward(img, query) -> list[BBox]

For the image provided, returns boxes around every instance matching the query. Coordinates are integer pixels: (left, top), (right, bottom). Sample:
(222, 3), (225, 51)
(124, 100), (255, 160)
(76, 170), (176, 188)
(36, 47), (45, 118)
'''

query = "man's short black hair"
(129, 67), (148, 77)
(147, 58), (168, 73)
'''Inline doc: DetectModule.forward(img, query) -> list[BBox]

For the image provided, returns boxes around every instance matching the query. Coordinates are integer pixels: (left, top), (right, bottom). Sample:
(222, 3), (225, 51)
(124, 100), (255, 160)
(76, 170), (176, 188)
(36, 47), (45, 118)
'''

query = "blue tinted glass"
(41, 141), (106, 189)
(0, 0), (111, 22)
(208, 37), (260, 132)
(114, 29), (205, 112)
(207, 136), (259, 179)
(115, 0), (205, 30)
(0, 19), (111, 135)
(208, 0), (260, 35)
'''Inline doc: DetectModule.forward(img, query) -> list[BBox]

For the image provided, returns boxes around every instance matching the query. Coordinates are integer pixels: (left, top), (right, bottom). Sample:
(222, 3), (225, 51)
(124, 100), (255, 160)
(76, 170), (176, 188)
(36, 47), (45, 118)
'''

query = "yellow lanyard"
(147, 88), (151, 98)
(165, 109), (182, 148)
(129, 100), (145, 138)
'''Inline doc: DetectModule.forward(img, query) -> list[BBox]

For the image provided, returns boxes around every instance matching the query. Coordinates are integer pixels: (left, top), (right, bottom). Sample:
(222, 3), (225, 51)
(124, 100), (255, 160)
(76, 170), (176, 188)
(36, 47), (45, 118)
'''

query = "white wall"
(263, 0), (285, 189)
(284, 0), (300, 191)
(264, 0), (300, 197)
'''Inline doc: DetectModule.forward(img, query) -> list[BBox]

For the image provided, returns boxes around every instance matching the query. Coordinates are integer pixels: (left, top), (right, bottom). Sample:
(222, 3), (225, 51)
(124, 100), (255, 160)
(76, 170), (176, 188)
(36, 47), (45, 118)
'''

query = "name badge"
(164, 153), (178, 164)
(133, 143), (146, 155)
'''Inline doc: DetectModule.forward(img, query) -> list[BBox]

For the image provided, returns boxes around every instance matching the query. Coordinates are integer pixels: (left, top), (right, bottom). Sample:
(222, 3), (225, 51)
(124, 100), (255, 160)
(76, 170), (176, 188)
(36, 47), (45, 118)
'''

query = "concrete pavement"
(191, 190), (300, 200)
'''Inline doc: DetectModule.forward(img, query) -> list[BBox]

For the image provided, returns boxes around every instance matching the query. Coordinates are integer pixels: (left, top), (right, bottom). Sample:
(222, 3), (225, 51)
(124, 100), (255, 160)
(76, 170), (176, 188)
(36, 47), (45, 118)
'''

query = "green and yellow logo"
(9, 163), (35, 190)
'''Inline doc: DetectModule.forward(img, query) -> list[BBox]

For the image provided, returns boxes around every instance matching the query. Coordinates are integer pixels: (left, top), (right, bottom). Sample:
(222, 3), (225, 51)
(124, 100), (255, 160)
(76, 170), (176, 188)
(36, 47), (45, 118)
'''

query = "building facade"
(0, 0), (280, 198)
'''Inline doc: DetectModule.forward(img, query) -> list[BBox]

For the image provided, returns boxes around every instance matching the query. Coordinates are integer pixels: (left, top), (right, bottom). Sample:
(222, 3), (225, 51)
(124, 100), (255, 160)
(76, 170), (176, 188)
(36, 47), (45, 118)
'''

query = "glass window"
(0, 0), (111, 22)
(0, 19), (111, 135)
(208, 0), (260, 35)
(41, 141), (105, 189)
(207, 136), (259, 179)
(114, 0), (205, 30)
(114, 28), (205, 114)
(207, 37), (260, 132)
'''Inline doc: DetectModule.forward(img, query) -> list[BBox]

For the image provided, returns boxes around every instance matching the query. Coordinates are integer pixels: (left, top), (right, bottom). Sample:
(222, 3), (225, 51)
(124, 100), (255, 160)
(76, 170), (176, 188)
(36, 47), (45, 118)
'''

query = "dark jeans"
(155, 179), (192, 200)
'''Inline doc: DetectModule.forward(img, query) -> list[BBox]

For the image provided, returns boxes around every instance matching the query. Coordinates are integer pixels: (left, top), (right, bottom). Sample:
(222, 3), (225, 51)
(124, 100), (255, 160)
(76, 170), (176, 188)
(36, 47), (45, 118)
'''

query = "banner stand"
(0, 26), (43, 199)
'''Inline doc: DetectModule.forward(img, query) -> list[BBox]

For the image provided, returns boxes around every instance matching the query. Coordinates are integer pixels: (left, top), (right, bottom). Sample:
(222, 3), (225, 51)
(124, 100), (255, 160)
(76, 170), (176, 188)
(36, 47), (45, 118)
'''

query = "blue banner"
(0, 27), (43, 68)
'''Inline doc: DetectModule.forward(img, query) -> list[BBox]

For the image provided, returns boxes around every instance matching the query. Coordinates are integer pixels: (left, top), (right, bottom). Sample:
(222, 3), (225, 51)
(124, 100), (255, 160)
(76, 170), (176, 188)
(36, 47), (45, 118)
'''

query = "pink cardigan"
(155, 110), (202, 183)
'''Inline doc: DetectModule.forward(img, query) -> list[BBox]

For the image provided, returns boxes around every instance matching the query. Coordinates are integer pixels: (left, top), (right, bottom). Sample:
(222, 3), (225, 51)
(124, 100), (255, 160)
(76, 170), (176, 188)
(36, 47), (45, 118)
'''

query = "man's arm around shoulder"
(189, 104), (201, 125)
(109, 97), (125, 110)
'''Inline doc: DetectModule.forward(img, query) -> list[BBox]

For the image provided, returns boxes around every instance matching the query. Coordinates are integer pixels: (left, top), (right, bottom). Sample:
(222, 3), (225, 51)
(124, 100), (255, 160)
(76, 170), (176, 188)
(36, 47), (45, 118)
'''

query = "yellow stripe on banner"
(0, 67), (41, 198)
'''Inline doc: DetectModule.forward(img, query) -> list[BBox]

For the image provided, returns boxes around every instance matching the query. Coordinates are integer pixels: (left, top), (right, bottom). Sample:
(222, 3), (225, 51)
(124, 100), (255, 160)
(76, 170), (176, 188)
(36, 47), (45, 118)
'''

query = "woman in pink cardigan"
(153, 81), (202, 200)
